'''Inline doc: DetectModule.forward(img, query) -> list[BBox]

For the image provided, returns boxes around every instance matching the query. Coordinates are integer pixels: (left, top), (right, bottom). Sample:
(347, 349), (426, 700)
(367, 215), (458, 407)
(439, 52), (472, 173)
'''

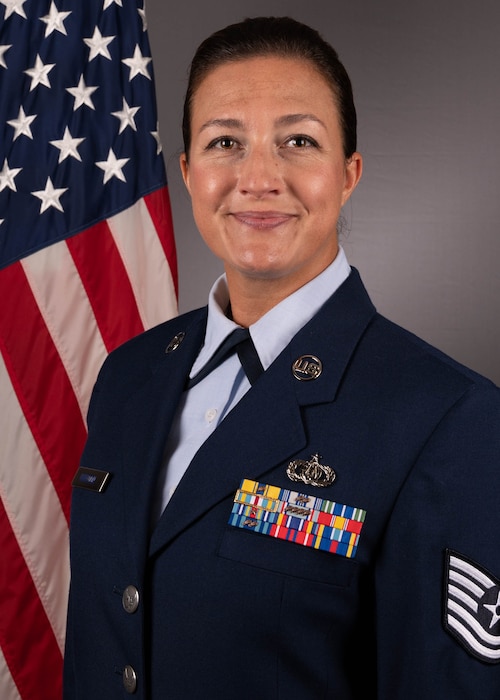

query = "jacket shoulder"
(108, 307), (205, 363)
(366, 313), (498, 397)
(92, 307), (207, 396)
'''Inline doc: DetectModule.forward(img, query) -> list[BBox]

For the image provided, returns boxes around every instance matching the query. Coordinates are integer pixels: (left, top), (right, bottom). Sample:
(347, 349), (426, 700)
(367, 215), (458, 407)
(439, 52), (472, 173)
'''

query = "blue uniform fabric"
(64, 268), (500, 698)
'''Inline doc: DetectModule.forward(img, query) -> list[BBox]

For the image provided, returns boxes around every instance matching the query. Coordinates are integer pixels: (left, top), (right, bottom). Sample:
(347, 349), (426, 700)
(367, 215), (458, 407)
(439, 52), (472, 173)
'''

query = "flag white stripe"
(0, 353), (69, 654)
(0, 648), (22, 700)
(108, 198), (177, 330)
(21, 242), (108, 423)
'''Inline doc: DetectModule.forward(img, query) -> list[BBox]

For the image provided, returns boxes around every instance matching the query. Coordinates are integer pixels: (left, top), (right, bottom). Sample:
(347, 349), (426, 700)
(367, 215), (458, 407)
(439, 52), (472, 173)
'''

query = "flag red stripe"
(1, 347), (70, 654)
(144, 186), (178, 296)
(0, 497), (62, 700)
(66, 220), (145, 353)
(0, 264), (86, 520)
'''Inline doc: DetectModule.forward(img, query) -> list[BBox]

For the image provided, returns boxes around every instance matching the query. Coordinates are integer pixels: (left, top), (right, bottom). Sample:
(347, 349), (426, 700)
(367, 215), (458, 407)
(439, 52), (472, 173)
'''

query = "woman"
(64, 17), (500, 699)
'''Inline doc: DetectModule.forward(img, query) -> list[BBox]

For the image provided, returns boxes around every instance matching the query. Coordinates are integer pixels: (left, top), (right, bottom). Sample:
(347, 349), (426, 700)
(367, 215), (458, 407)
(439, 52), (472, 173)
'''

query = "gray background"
(146, 0), (500, 385)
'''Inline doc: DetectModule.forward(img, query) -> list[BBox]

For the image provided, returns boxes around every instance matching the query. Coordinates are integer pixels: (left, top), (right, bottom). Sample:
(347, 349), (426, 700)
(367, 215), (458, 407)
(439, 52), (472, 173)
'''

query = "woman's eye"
(285, 135), (317, 148)
(208, 137), (237, 150)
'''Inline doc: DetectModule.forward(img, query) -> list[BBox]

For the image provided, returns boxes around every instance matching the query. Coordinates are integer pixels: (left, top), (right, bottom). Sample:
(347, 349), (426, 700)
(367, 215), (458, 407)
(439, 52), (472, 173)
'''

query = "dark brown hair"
(182, 16), (357, 159)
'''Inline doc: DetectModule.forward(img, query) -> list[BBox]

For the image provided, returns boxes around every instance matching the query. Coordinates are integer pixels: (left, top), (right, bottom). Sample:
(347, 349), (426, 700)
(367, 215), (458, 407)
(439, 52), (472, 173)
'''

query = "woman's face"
(180, 55), (362, 293)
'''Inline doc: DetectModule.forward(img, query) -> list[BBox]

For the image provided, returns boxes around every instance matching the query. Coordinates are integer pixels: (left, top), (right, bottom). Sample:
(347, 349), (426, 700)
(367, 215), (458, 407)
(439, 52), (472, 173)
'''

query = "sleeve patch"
(443, 549), (500, 664)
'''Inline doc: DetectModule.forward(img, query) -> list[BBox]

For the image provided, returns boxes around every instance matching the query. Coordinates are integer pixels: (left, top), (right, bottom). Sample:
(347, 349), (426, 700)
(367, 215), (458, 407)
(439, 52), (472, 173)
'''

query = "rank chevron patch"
(229, 479), (366, 558)
(444, 549), (500, 663)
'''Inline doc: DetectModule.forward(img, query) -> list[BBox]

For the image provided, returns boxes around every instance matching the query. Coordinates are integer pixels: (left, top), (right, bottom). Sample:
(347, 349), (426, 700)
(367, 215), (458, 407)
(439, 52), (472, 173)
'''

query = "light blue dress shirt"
(154, 247), (351, 517)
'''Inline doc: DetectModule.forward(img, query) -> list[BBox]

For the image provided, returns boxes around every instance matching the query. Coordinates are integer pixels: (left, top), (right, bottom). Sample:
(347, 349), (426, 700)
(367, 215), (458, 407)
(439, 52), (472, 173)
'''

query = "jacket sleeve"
(375, 381), (500, 698)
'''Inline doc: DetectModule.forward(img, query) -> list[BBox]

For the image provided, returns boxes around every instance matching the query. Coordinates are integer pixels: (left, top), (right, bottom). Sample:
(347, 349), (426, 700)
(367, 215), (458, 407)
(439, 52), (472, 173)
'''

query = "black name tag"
(72, 467), (111, 493)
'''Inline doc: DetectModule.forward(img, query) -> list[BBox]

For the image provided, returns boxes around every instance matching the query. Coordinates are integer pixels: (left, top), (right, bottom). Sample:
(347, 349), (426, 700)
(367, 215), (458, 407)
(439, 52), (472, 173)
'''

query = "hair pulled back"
(182, 16), (357, 159)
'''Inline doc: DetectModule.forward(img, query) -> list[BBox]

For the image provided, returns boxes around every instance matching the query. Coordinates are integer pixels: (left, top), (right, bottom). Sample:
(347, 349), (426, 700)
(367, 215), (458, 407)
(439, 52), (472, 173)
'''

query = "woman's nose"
(237, 146), (282, 197)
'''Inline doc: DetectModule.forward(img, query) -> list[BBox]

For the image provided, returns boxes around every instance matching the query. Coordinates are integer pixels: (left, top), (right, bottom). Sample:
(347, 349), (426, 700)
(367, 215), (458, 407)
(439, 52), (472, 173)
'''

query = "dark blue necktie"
(186, 327), (264, 389)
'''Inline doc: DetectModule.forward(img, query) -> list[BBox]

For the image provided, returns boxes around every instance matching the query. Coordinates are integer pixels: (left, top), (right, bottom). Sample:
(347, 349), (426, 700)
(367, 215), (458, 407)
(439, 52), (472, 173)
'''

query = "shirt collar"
(189, 246), (351, 377)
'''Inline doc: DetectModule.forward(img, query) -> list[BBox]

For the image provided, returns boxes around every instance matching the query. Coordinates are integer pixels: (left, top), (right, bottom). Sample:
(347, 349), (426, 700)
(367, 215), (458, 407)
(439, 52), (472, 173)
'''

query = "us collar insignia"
(292, 355), (322, 381)
(287, 453), (336, 487)
(229, 478), (366, 559)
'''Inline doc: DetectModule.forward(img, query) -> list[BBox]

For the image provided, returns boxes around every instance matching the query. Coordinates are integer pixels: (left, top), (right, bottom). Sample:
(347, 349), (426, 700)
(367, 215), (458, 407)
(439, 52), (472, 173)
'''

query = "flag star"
(66, 75), (98, 110)
(24, 54), (56, 91)
(84, 26), (115, 61)
(40, 2), (71, 37)
(138, 6), (147, 31)
(111, 98), (140, 133)
(0, 158), (22, 192)
(7, 106), (37, 140)
(484, 591), (500, 629)
(96, 148), (130, 184)
(32, 177), (68, 214)
(122, 44), (151, 81)
(0, 44), (12, 69)
(0, 0), (27, 20)
(50, 126), (85, 163)
(103, 0), (122, 8)
(151, 123), (162, 155)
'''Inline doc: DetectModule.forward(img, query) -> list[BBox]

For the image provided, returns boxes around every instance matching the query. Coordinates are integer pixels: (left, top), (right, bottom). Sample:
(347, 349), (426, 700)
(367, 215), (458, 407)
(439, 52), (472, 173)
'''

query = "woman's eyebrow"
(199, 118), (243, 132)
(275, 113), (325, 128)
(199, 113), (325, 133)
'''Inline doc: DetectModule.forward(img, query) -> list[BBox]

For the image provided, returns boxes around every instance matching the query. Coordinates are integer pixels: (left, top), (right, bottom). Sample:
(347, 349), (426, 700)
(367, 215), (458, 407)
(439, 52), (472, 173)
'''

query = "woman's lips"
(231, 211), (294, 229)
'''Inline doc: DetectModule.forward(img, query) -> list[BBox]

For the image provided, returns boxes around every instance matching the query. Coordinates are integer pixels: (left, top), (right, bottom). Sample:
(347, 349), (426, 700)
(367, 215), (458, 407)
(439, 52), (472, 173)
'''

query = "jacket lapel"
(119, 312), (207, 561)
(149, 354), (306, 556)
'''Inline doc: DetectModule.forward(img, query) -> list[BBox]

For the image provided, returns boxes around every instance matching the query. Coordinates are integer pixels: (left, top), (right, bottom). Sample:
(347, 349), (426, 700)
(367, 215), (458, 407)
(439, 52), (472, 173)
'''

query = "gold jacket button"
(122, 585), (140, 614)
(123, 665), (137, 694)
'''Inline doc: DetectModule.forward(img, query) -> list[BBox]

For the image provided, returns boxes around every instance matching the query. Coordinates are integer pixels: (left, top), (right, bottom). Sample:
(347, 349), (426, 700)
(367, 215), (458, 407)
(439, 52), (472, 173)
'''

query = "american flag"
(0, 1), (178, 698)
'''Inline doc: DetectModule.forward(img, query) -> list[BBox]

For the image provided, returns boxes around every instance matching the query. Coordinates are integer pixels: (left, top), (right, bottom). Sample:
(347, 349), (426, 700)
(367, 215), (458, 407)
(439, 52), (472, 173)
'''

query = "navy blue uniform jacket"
(64, 269), (500, 698)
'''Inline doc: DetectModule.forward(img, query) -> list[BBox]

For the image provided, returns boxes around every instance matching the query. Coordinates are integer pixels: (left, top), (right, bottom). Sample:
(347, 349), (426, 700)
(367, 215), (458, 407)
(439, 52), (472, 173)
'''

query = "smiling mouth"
(231, 211), (294, 229)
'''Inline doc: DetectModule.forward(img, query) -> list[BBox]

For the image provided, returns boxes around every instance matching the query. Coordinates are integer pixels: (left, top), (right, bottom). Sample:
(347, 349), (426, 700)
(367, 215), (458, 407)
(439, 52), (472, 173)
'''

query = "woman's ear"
(179, 152), (190, 193)
(341, 152), (363, 206)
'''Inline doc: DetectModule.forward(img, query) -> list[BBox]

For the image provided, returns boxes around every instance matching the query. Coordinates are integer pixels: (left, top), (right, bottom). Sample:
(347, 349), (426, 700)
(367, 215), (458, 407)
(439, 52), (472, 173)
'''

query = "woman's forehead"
(198, 53), (326, 81)
(191, 55), (337, 116)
